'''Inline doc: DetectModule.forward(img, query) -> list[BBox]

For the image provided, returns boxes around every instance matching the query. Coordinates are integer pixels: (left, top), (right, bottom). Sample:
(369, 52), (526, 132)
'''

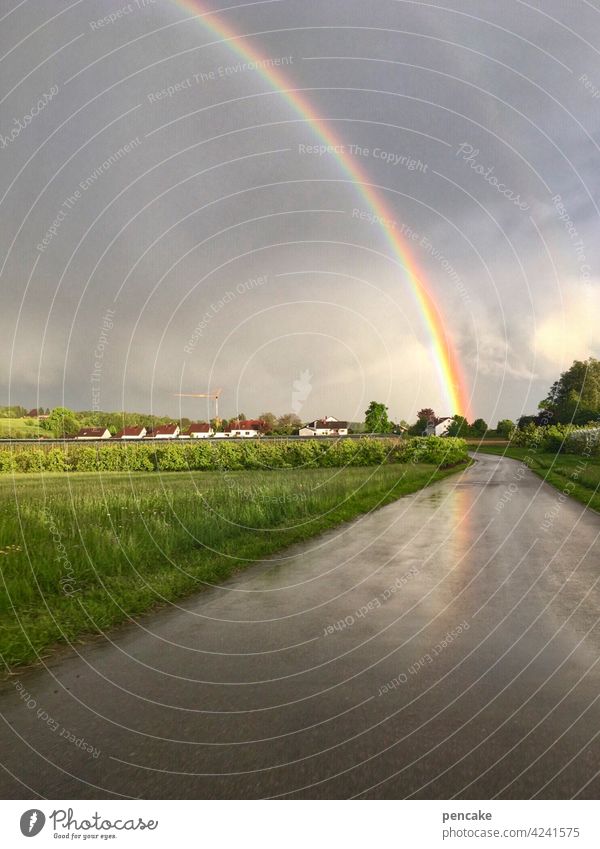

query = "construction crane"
(175, 388), (223, 423)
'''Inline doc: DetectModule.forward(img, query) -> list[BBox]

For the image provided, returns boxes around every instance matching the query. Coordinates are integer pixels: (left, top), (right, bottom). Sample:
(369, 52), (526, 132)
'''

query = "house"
(423, 417), (452, 437)
(187, 423), (213, 438)
(226, 419), (264, 438)
(151, 424), (180, 439)
(299, 416), (349, 437)
(116, 425), (147, 440)
(75, 427), (111, 440)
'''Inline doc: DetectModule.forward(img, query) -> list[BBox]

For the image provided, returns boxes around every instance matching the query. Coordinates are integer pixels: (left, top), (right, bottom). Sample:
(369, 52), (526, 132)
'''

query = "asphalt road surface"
(1, 453), (600, 799)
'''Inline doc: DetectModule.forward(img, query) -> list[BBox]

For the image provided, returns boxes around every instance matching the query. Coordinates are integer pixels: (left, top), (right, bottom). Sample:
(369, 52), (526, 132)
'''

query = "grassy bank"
(0, 417), (45, 439)
(0, 461), (466, 670)
(475, 445), (600, 513)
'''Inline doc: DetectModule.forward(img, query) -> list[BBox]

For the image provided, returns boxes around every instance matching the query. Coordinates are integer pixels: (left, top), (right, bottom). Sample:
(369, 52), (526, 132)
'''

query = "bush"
(565, 428), (600, 457)
(70, 446), (100, 471)
(0, 451), (15, 472)
(398, 436), (468, 466)
(509, 422), (600, 455)
(0, 436), (469, 474)
(45, 448), (67, 471)
(14, 449), (47, 472)
(154, 444), (190, 472)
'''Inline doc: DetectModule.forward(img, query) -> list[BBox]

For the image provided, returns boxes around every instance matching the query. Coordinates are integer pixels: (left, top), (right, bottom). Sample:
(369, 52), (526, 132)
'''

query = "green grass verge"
(0, 461), (466, 670)
(475, 445), (600, 513)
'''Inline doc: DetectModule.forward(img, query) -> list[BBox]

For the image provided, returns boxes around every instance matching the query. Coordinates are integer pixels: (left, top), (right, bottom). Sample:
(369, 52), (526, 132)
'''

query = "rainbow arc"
(170, 0), (471, 417)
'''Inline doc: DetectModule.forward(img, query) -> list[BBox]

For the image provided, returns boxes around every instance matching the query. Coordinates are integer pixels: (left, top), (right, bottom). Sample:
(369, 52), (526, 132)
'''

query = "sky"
(1, 0), (599, 425)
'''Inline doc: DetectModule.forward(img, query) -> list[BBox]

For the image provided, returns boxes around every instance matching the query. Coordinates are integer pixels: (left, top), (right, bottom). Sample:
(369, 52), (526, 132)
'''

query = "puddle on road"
(420, 491), (444, 504)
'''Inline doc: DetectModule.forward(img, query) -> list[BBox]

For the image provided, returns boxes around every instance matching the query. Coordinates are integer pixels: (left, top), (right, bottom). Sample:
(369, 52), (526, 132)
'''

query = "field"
(0, 417), (45, 439)
(0, 460), (467, 670)
(476, 445), (600, 513)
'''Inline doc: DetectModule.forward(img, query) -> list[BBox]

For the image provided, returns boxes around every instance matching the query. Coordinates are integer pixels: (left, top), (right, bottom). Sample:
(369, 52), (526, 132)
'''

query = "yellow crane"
(175, 388), (223, 425)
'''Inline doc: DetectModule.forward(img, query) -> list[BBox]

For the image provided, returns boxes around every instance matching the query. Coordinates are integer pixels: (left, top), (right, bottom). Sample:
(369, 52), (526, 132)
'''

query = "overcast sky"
(1, 0), (599, 423)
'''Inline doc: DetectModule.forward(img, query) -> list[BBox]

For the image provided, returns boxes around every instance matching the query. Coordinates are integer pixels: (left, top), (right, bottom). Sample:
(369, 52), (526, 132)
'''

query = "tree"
(470, 418), (488, 437)
(417, 408), (436, 423)
(275, 413), (302, 434)
(496, 419), (515, 438)
(258, 412), (277, 434)
(0, 405), (27, 418)
(364, 401), (393, 433)
(540, 358), (600, 424)
(407, 407), (437, 435)
(446, 414), (469, 437)
(517, 414), (537, 430)
(43, 407), (80, 437)
(517, 411), (553, 430)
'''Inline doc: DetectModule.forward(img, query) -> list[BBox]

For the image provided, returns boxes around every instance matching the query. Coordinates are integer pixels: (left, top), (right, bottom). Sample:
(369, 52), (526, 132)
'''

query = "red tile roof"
(152, 424), (179, 436)
(188, 423), (211, 434)
(76, 427), (109, 438)
(117, 426), (146, 437)
(228, 420), (264, 430)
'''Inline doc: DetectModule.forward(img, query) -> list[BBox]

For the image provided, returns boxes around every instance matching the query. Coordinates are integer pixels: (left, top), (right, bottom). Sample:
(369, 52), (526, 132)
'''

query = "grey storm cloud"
(1, 0), (599, 422)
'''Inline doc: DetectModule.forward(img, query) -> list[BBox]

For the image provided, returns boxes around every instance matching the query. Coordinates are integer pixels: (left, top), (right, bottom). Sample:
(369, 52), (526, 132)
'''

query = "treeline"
(0, 436), (468, 474)
(515, 358), (600, 429)
(37, 407), (190, 438)
(0, 406), (50, 418)
(9, 356), (600, 441)
(407, 358), (600, 438)
(7, 407), (314, 438)
(365, 403), (501, 437)
(405, 409), (511, 438)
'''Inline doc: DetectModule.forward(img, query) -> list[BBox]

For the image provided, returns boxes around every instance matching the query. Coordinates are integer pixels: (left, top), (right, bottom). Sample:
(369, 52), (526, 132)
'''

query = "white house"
(187, 423), (213, 438)
(116, 426), (146, 440)
(423, 417), (452, 437)
(299, 416), (349, 437)
(75, 427), (111, 440)
(226, 420), (264, 438)
(151, 424), (180, 439)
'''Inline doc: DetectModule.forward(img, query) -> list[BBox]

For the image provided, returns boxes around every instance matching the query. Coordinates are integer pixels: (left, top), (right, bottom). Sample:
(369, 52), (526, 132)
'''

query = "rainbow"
(170, 0), (471, 417)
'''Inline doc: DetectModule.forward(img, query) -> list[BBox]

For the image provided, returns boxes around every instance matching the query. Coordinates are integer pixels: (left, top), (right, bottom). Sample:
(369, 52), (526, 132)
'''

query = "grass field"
(0, 417), (45, 439)
(476, 445), (600, 513)
(0, 461), (466, 670)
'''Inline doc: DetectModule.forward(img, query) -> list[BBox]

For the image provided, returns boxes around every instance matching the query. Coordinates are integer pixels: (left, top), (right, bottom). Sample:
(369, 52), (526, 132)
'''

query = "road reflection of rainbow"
(171, 1), (472, 418)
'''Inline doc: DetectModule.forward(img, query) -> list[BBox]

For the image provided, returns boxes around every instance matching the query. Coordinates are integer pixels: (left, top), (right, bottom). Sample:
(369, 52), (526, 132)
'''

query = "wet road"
(1, 453), (600, 799)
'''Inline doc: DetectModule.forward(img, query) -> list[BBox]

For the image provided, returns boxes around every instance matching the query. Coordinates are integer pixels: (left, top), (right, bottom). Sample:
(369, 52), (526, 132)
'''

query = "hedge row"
(0, 436), (468, 474)
(510, 423), (600, 455)
(565, 428), (600, 456)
